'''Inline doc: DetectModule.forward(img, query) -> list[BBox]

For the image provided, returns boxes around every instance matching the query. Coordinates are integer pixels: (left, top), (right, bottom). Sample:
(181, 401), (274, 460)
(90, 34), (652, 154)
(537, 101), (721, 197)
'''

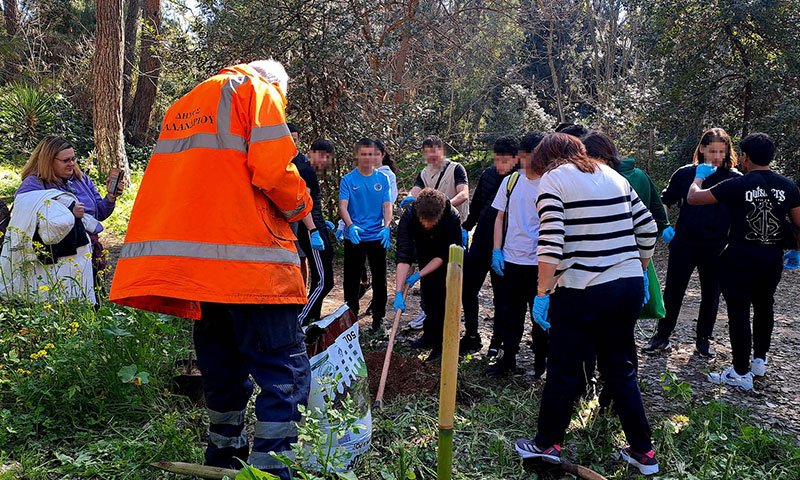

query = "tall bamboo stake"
(436, 245), (464, 480)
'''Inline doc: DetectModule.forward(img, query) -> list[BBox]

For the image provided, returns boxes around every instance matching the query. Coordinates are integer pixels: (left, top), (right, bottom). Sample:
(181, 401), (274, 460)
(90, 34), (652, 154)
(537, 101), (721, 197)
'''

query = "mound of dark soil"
(366, 350), (440, 403)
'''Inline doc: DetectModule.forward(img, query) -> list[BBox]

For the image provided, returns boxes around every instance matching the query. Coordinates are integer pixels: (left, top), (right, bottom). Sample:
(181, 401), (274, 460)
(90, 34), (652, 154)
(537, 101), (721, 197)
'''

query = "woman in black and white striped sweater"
(515, 133), (660, 476)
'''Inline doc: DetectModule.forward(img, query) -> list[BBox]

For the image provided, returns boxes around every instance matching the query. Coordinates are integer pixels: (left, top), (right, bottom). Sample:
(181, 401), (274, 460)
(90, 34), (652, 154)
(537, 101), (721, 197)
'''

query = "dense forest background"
(0, 0), (798, 185)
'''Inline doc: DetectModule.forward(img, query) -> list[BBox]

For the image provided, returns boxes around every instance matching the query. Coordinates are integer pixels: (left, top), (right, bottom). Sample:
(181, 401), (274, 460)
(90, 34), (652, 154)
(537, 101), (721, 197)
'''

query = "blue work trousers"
(194, 303), (310, 480)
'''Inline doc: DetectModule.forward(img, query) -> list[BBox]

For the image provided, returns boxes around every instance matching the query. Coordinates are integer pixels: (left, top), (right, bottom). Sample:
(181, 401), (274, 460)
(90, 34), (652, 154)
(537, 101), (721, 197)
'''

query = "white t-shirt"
(377, 165), (398, 203)
(491, 172), (540, 265)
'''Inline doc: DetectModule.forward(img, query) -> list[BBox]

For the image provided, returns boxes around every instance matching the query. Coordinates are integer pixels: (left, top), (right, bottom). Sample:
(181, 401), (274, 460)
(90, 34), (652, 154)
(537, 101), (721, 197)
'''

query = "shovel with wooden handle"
(374, 268), (415, 409)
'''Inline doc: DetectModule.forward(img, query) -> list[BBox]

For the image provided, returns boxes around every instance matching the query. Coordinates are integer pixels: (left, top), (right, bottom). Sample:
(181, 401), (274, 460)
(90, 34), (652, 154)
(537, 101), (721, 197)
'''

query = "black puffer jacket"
(397, 200), (462, 268)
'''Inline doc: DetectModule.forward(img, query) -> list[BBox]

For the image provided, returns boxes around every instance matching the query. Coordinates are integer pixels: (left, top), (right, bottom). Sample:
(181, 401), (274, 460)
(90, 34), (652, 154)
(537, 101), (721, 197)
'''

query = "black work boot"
(459, 333), (482, 354)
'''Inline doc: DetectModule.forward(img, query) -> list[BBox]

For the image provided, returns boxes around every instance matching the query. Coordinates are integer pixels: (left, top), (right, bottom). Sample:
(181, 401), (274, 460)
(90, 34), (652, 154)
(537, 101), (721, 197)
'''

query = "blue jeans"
(194, 303), (310, 480)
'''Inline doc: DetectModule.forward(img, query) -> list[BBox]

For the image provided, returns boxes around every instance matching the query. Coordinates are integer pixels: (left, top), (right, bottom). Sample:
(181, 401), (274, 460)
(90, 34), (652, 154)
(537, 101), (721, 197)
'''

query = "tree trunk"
(3, 0), (18, 36)
(93, 0), (129, 175)
(2, 0), (21, 81)
(122, 0), (141, 124)
(127, 0), (161, 146)
(545, 12), (565, 122)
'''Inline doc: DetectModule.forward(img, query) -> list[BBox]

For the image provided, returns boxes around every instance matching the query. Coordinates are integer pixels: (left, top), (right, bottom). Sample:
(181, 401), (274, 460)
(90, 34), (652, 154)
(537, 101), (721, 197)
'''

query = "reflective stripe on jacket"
(110, 64), (313, 319)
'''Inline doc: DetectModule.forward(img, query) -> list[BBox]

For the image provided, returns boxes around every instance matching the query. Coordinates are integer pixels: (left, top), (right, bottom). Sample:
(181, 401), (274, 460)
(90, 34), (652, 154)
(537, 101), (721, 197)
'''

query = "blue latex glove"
(310, 230), (325, 251)
(695, 163), (717, 180)
(346, 225), (364, 244)
(532, 294), (551, 330)
(642, 268), (650, 307)
(462, 228), (469, 248)
(324, 220), (336, 231)
(405, 272), (421, 288)
(379, 226), (391, 249)
(661, 226), (675, 244)
(785, 250), (800, 270)
(491, 249), (505, 276)
(400, 195), (415, 208)
(393, 291), (406, 312)
(335, 226), (344, 242)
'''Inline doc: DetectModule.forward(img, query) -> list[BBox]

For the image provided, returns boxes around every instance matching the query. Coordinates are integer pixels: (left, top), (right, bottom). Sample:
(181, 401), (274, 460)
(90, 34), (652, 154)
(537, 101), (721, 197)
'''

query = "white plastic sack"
(304, 305), (372, 470)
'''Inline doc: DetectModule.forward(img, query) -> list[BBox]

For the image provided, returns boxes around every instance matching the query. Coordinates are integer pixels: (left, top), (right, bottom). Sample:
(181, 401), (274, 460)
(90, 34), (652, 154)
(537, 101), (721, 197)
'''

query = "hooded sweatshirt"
(616, 157), (669, 232)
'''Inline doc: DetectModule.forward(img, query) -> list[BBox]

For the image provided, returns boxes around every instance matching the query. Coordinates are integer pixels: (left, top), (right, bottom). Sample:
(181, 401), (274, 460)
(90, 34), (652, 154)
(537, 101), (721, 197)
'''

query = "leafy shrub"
(0, 83), (95, 166)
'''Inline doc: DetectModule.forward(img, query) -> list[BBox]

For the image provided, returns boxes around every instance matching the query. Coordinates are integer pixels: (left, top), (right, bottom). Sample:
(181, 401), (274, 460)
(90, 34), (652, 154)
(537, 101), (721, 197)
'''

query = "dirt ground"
(318, 244), (800, 442)
(104, 235), (800, 441)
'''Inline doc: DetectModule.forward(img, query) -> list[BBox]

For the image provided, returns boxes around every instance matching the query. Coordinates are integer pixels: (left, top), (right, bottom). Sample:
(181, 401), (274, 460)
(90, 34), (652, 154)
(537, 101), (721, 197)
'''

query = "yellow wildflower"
(16, 368), (32, 376)
(44, 343), (55, 350)
(43, 303), (52, 310)
(29, 349), (48, 360)
(43, 199), (52, 206)
(84, 252), (92, 259)
(38, 285), (50, 292)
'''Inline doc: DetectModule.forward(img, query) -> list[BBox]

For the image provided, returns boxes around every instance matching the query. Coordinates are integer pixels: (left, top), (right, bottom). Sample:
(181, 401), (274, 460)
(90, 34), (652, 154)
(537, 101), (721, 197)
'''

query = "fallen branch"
(150, 461), (238, 479)
(562, 458), (608, 480)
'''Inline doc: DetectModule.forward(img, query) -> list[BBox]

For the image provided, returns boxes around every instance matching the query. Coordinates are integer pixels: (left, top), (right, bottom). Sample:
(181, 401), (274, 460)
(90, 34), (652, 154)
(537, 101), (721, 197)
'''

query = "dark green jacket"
(617, 157), (669, 232)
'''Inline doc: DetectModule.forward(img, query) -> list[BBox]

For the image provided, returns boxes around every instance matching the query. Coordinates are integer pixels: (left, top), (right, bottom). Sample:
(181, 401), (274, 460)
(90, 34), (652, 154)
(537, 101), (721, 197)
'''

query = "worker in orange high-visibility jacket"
(110, 60), (312, 479)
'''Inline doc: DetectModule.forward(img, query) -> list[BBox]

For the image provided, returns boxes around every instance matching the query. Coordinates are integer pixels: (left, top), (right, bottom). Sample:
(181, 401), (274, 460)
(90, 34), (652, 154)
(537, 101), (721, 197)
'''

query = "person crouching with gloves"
(110, 60), (312, 480)
(393, 188), (462, 362)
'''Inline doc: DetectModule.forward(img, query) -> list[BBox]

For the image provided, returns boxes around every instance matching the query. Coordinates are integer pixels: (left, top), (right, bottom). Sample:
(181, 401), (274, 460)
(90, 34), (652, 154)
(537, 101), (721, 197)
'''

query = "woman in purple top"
(16, 136), (125, 274)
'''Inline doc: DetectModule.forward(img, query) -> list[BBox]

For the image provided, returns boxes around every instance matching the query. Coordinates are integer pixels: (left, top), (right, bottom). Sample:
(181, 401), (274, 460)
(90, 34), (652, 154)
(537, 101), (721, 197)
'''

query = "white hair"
(249, 59), (289, 93)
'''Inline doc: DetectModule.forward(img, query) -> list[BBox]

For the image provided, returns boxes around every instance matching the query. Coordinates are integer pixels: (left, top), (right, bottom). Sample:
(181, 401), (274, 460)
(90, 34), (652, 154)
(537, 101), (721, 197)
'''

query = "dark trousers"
(720, 245), (784, 375)
(421, 269), (447, 349)
(344, 240), (387, 323)
(297, 226), (334, 324)
(657, 240), (723, 341)
(535, 278), (652, 454)
(496, 262), (546, 364)
(462, 238), (501, 337)
(194, 303), (310, 480)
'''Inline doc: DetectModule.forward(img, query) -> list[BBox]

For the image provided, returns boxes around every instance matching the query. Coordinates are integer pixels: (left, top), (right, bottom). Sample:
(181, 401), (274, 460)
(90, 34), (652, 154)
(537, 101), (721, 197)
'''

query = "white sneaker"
(708, 367), (753, 391)
(751, 357), (768, 377)
(409, 311), (426, 330)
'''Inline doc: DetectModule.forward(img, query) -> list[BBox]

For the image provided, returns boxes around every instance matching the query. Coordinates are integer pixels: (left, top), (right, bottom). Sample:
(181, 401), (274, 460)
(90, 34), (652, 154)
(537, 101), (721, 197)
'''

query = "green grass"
(354, 357), (800, 479)
(0, 163), (17, 200)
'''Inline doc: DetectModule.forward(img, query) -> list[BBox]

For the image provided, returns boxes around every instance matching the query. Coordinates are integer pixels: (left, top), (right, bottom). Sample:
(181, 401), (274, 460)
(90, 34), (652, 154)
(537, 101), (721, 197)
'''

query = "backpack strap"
(501, 171), (521, 248)
(433, 161), (452, 190)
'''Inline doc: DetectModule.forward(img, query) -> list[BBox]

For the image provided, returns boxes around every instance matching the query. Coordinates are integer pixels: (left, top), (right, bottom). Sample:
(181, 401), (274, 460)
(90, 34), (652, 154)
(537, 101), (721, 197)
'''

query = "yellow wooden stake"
(437, 245), (464, 480)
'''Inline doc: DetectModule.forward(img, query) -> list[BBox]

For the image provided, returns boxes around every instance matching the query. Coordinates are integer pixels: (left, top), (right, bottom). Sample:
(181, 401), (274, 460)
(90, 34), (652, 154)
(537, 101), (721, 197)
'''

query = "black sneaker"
(486, 355), (519, 378)
(459, 334), (482, 354)
(641, 336), (671, 355)
(695, 338), (715, 358)
(410, 337), (433, 349)
(619, 447), (659, 475)
(425, 349), (442, 363)
(514, 439), (561, 463)
(487, 337), (501, 358)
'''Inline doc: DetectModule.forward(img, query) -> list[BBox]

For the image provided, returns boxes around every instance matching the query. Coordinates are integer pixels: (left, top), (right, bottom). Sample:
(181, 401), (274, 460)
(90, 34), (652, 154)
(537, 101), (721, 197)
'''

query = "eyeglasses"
(55, 156), (77, 165)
